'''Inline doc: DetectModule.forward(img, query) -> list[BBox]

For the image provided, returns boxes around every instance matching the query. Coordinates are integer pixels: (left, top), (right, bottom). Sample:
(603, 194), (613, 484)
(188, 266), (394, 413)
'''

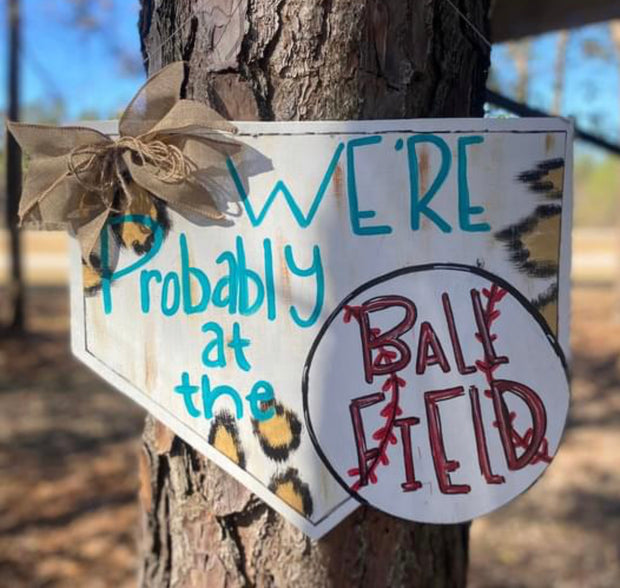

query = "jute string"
(68, 137), (194, 198)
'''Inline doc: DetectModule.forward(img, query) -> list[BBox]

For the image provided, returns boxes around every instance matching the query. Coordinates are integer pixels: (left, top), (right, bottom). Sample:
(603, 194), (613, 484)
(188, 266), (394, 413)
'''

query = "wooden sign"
(71, 118), (572, 538)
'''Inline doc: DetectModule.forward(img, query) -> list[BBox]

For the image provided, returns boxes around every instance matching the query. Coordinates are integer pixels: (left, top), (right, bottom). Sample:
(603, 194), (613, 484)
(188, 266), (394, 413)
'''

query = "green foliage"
(22, 99), (66, 124)
(574, 152), (620, 227)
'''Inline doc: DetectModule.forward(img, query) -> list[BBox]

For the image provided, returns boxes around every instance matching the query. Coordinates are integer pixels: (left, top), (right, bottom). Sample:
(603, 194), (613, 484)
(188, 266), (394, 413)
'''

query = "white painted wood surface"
(70, 118), (573, 538)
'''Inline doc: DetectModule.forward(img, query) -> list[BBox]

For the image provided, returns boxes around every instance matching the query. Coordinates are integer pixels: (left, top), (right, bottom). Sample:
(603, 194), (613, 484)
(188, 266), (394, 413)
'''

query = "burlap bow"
(6, 62), (239, 263)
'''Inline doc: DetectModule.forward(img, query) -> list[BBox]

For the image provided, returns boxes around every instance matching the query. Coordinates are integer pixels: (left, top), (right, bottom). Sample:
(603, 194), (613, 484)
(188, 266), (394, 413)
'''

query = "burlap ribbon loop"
(6, 62), (240, 264)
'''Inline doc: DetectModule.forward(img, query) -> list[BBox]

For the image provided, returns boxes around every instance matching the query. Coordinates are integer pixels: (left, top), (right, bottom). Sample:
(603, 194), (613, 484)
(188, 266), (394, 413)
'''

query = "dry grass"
(0, 287), (144, 588)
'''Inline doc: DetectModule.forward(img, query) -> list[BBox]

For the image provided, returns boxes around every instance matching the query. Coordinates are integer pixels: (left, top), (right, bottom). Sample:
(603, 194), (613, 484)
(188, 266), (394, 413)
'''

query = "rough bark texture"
(137, 1), (490, 586)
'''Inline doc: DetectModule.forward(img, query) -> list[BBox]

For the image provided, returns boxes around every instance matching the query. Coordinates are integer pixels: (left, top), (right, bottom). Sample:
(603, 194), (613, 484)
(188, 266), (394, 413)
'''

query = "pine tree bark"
(137, 1), (490, 586)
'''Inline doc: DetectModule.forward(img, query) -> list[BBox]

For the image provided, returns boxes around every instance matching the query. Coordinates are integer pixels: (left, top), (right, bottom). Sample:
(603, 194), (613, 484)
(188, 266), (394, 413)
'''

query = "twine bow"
(68, 136), (193, 194)
(6, 62), (240, 263)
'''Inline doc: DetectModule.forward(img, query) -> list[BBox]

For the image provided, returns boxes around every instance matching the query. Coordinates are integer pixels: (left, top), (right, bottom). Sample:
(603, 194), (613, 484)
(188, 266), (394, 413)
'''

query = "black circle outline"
(302, 262), (569, 514)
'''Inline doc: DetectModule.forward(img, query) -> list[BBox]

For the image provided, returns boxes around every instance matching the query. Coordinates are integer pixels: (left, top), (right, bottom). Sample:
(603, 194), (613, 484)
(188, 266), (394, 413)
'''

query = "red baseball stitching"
(475, 285), (552, 465)
(344, 306), (404, 491)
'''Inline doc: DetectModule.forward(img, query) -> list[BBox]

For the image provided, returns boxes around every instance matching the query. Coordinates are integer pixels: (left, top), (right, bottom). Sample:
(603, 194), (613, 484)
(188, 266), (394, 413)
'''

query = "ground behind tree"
(0, 282), (618, 587)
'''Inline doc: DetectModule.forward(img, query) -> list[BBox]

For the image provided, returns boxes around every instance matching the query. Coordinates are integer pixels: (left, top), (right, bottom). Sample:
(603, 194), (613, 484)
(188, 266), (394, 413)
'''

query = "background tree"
(4, 0), (24, 331)
(507, 39), (531, 104)
(553, 31), (569, 115)
(137, 1), (491, 586)
(608, 21), (620, 315)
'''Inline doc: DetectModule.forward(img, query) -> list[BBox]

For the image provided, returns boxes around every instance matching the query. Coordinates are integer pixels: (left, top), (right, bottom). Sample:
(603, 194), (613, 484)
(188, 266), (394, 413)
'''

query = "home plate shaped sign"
(71, 118), (572, 539)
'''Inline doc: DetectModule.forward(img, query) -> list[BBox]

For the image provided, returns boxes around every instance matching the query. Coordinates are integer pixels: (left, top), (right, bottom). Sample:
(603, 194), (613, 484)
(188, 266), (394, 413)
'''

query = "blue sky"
(0, 0), (144, 120)
(492, 23), (620, 142)
(0, 0), (619, 146)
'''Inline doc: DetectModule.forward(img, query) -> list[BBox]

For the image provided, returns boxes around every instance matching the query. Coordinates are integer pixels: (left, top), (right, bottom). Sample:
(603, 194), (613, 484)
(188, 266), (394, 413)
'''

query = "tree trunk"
(552, 31), (568, 115)
(507, 39), (530, 104)
(5, 0), (25, 332)
(609, 22), (620, 321)
(137, 1), (490, 586)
